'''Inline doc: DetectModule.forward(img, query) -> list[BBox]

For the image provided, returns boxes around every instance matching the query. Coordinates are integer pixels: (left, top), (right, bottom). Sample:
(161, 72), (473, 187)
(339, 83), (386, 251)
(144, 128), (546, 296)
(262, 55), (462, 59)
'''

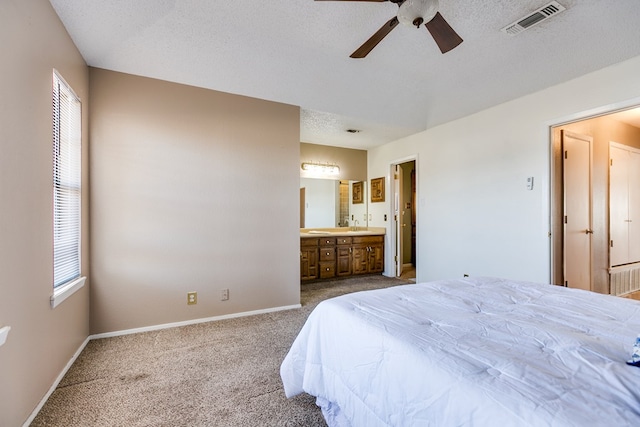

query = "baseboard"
(23, 336), (91, 427)
(90, 303), (303, 339)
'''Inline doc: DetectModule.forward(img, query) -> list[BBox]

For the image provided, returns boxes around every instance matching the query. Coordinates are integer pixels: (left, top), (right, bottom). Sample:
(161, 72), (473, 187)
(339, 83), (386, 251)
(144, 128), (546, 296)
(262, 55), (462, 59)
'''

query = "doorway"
(551, 107), (640, 295)
(392, 160), (417, 281)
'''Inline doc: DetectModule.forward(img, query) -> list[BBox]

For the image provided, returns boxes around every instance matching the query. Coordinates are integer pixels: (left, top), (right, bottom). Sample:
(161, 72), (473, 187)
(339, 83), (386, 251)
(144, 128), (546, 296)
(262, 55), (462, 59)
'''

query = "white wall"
(369, 55), (640, 284)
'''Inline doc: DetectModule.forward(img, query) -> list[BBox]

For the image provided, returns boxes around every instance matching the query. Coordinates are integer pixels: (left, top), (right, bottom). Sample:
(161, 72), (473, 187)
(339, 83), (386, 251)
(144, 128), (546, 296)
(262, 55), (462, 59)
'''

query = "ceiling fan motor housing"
(398, 0), (439, 28)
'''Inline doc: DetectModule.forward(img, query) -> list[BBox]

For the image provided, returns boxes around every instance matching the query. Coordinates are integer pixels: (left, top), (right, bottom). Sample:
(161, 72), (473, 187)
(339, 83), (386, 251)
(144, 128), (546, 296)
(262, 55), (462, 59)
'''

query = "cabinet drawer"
(301, 238), (320, 247)
(336, 237), (353, 245)
(319, 237), (336, 246)
(319, 262), (335, 278)
(319, 247), (335, 261)
(352, 235), (384, 245)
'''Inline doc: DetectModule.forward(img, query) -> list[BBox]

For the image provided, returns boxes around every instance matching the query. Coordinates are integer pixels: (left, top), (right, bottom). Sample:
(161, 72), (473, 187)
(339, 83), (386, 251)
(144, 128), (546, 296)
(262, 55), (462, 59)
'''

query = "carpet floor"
(32, 275), (408, 426)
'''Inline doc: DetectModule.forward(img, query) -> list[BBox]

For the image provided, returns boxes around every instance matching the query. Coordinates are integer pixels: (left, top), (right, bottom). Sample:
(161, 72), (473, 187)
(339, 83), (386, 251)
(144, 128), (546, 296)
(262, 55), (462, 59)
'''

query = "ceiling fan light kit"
(316, 0), (462, 58)
(397, 0), (438, 28)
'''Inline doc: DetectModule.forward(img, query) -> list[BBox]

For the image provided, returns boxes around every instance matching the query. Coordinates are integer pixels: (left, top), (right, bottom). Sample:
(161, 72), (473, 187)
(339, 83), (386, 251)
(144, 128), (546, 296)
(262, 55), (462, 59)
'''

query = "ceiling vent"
(501, 1), (566, 35)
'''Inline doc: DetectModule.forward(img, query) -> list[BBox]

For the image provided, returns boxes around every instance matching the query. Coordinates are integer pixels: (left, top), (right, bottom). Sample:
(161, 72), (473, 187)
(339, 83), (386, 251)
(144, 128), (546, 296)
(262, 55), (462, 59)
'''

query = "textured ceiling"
(49, 0), (640, 149)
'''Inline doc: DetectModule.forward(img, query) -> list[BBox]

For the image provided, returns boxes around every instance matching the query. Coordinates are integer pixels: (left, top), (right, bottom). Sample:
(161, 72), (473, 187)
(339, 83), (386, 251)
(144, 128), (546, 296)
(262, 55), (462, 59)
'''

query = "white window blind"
(52, 71), (82, 288)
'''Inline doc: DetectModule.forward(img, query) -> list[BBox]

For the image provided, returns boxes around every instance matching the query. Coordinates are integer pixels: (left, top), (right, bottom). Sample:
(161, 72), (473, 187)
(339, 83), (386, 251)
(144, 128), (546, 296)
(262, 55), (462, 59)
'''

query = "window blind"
(52, 71), (82, 288)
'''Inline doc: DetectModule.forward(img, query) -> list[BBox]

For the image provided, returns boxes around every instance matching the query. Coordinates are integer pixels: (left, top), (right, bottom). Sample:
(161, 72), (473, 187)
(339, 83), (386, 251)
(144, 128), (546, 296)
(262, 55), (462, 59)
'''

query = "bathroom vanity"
(300, 228), (385, 281)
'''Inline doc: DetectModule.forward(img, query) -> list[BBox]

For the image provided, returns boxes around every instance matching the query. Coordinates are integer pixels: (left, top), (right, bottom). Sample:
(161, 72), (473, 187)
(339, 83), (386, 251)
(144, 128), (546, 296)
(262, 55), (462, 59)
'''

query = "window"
(51, 70), (84, 307)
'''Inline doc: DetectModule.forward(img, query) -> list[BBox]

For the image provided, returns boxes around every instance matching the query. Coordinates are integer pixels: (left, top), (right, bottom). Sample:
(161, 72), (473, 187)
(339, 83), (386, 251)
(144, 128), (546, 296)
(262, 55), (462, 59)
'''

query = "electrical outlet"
(187, 291), (197, 305)
(220, 288), (229, 301)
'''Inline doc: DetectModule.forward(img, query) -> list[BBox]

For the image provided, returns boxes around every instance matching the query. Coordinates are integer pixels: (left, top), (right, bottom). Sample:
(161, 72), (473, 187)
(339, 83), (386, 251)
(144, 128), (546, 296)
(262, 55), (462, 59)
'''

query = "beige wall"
(551, 115), (640, 293)
(0, 1), (90, 425)
(301, 142), (367, 181)
(89, 68), (301, 334)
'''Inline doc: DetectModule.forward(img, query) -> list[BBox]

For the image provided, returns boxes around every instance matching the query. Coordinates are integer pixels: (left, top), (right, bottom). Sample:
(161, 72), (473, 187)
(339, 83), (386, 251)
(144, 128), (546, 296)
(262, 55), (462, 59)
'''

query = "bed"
(280, 277), (640, 426)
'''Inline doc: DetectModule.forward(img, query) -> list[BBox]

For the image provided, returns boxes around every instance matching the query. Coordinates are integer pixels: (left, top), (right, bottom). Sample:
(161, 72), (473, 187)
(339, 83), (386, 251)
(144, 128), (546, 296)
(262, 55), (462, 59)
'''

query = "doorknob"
(585, 229), (593, 234)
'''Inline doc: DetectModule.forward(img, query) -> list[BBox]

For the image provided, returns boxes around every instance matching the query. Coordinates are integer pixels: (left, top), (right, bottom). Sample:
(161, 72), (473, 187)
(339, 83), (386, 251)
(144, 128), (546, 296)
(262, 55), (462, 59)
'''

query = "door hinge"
(610, 240), (614, 247)
(564, 215), (568, 224)
(394, 255), (398, 262)
(564, 150), (568, 159)
(564, 281), (568, 287)
(611, 159), (613, 166)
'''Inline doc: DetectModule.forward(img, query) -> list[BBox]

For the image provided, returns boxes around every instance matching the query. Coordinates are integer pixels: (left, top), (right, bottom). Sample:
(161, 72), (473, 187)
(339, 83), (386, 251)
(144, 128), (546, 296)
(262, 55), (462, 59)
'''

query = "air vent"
(501, 1), (566, 35)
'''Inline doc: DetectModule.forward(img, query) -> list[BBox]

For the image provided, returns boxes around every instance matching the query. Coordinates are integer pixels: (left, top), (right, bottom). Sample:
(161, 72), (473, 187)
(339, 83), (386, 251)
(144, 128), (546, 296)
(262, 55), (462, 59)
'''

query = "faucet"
(352, 219), (359, 231)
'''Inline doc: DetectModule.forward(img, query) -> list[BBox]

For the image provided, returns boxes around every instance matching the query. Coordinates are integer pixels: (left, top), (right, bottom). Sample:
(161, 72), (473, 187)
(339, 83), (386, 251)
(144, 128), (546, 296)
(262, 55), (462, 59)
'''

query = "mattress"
(280, 277), (640, 426)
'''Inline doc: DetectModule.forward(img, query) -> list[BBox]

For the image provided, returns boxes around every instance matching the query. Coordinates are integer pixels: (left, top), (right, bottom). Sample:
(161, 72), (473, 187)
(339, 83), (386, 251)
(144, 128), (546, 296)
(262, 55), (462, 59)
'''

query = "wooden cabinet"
(301, 235), (384, 281)
(319, 237), (336, 279)
(300, 238), (319, 280)
(353, 236), (384, 274)
(336, 237), (353, 276)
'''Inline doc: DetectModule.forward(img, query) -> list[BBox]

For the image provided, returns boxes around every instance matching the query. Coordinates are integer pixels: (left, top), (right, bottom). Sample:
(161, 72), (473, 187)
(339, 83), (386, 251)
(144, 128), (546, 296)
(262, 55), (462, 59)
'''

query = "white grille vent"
(501, 1), (566, 35)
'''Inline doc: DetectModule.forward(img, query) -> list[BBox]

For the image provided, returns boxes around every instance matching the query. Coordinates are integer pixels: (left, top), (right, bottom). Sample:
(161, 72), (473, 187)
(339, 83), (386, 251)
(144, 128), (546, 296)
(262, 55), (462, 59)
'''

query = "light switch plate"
(0, 326), (11, 346)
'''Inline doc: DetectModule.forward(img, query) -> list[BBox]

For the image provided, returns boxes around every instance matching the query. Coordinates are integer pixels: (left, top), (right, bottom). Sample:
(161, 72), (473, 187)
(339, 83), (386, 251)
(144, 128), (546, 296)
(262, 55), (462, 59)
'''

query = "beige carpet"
(32, 275), (409, 426)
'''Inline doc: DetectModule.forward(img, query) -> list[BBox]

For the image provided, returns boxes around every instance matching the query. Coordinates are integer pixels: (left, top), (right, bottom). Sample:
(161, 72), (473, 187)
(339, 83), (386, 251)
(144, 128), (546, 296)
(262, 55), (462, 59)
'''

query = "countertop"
(300, 227), (385, 238)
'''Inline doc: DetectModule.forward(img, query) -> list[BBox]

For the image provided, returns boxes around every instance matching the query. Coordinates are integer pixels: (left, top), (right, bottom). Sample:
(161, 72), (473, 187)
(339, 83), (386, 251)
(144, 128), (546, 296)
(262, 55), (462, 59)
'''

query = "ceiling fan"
(316, 0), (463, 58)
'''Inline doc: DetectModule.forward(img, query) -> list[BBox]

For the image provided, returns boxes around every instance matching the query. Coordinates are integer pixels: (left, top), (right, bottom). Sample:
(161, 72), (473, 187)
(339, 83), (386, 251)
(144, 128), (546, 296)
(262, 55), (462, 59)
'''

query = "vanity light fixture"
(301, 162), (340, 176)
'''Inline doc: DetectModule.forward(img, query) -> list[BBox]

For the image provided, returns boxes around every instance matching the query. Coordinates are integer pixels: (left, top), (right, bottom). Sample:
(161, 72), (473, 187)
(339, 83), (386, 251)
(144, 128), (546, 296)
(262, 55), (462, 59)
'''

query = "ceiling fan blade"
(424, 12), (463, 54)
(350, 17), (399, 58)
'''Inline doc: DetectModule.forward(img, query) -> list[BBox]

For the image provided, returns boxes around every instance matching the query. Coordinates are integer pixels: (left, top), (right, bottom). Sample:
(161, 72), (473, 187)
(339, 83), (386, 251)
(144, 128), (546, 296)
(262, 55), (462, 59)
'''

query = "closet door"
(609, 145), (629, 266)
(610, 143), (640, 266)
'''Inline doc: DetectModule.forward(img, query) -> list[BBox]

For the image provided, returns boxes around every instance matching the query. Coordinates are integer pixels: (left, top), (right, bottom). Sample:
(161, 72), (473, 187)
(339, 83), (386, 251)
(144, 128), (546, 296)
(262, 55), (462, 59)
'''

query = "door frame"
(549, 98), (640, 289)
(389, 156), (418, 280)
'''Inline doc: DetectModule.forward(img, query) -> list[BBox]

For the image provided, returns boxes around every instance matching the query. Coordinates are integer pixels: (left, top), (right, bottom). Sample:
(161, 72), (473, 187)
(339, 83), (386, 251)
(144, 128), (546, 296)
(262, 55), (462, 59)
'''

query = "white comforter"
(280, 277), (640, 426)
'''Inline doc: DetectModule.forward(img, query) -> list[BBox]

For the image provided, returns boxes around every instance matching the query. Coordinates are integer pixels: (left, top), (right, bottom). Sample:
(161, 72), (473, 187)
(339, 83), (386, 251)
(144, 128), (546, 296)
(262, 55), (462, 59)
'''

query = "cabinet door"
(300, 247), (318, 280)
(352, 245), (369, 274)
(368, 243), (384, 273)
(336, 246), (352, 276)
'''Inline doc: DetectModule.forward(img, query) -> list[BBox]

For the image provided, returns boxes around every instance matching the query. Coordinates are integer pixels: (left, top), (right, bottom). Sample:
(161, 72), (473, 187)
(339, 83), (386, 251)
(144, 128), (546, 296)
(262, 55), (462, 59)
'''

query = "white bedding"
(280, 277), (640, 426)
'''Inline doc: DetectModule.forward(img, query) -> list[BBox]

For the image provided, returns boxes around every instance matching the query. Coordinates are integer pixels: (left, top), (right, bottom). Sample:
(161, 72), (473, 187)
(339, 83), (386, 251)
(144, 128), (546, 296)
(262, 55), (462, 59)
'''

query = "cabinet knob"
(326, 252), (330, 256)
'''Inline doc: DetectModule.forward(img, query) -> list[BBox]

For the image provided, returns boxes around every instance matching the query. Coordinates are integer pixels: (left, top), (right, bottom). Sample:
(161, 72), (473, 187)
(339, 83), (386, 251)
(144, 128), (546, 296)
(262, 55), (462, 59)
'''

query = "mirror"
(300, 178), (368, 229)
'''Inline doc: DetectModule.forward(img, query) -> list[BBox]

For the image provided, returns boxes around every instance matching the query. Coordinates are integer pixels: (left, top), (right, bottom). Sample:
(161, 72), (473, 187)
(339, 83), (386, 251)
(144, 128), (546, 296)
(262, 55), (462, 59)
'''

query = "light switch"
(526, 176), (534, 190)
(0, 326), (10, 347)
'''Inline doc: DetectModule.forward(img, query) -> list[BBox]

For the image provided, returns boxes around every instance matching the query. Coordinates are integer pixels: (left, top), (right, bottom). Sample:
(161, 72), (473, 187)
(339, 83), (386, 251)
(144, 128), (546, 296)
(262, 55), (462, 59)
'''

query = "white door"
(562, 131), (592, 291)
(610, 143), (640, 265)
(394, 164), (404, 277)
(610, 144), (629, 266)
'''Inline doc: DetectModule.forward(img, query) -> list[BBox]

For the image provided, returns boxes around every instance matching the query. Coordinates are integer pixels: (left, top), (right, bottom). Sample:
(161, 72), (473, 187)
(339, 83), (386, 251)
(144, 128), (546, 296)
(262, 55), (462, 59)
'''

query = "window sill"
(51, 276), (86, 309)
